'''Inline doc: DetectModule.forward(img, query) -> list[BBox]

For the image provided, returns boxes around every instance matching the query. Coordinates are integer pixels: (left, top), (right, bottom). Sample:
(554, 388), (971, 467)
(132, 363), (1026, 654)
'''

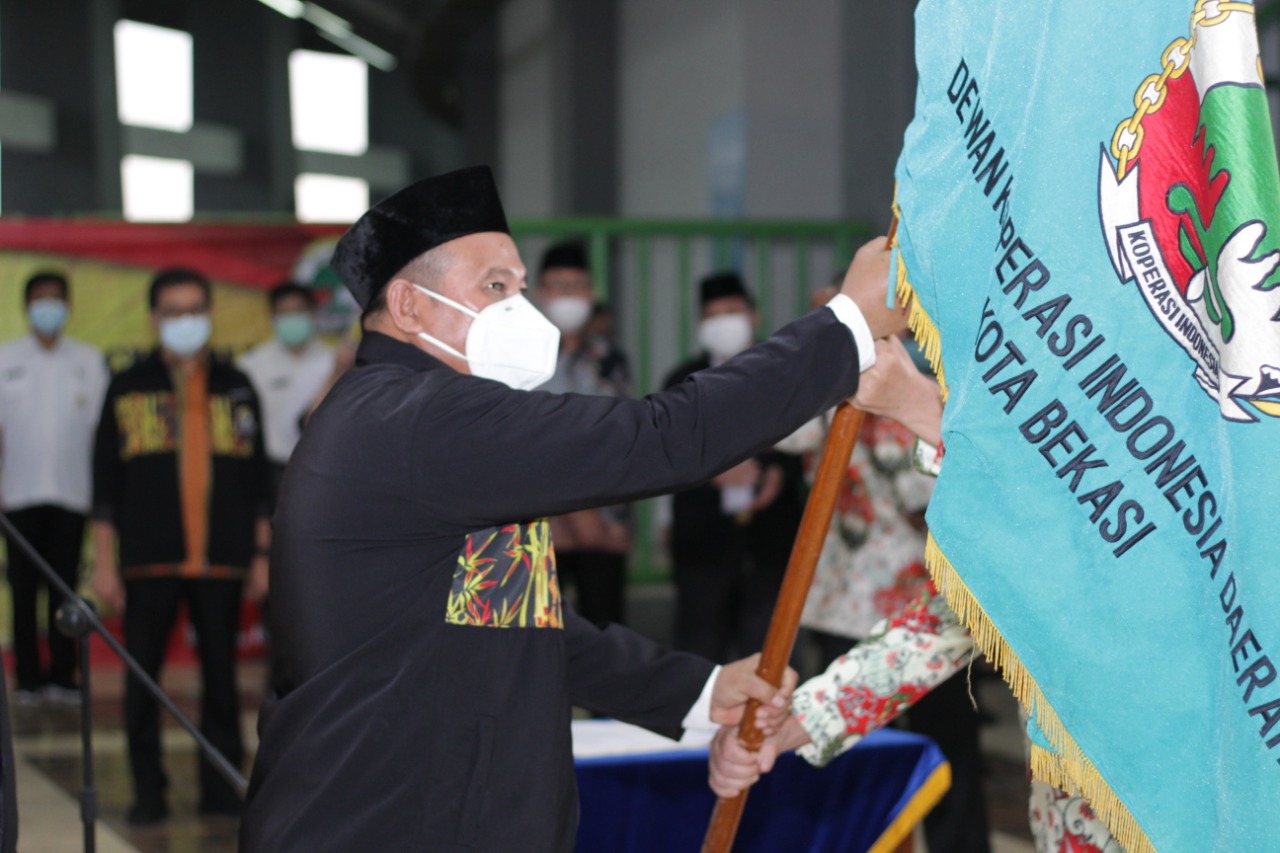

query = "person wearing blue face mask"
(90, 267), (271, 825)
(238, 166), (909, 853)
(238, 282), (336, 500)
(0, 272), (108, 710)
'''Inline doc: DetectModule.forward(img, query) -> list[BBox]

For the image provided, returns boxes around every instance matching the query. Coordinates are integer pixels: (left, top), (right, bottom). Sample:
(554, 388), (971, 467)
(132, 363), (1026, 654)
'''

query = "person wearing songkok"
(238, 281), (336, 500)
(663, 271), (807, 663)
(90, 268), (271, 825)
(0, 272), (108, 706)
(709, 336), (1120, 853)
(238, 165), (905, 852)
(534, 240), (632, 627)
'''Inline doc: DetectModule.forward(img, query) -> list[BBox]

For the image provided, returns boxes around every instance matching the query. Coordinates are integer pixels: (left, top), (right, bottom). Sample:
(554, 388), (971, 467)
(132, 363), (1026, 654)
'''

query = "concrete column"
(551, 0), (618, 215)
(191, 1), (286, 213)
(841, 0), (917, 229)
(741, 0), (844, 218)
(458, 14), (501, 179)
(368, 66), (465, 195)
(497, 0), (556, 215)
(0, 0), (122, 214)
(618, 0), (744, 216)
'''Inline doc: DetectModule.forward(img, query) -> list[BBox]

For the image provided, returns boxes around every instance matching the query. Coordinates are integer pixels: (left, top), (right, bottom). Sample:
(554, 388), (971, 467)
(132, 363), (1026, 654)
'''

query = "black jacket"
(92, 349), (269, 574)
(663, 353), (806, 568)
(240, 308), (860, 852)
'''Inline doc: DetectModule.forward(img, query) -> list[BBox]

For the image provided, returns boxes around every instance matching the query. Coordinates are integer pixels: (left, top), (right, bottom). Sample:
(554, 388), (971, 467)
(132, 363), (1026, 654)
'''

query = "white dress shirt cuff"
(825, 293), (877, 372)
(678, 665), (721, 745)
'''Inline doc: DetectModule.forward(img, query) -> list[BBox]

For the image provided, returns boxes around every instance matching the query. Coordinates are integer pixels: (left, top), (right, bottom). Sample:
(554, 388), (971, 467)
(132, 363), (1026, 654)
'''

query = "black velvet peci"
(539, 240), (589, 276)
(699, 270), (752, 307)
(331, 165), (510, 310)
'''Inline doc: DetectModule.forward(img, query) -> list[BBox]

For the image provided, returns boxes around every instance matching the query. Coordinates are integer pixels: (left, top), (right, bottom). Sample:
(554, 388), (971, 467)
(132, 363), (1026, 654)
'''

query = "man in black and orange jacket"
(91, 267), (270, 826)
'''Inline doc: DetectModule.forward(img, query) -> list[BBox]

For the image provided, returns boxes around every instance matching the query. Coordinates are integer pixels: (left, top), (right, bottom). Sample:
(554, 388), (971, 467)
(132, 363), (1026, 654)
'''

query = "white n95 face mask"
(698, 313), (754, 360)
(414, 285), (560, 391)
(542, 296), (593, 333)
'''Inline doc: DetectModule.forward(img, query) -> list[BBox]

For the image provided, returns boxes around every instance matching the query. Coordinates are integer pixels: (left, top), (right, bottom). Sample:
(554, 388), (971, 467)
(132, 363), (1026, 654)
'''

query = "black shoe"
(40, 684), (81, 706)
(126, 800), (169, 826)
(11, 688), (41, 708)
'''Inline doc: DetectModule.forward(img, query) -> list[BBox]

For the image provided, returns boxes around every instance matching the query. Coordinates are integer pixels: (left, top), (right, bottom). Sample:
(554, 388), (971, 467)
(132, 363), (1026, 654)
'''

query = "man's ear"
(383, 279), (425, 334)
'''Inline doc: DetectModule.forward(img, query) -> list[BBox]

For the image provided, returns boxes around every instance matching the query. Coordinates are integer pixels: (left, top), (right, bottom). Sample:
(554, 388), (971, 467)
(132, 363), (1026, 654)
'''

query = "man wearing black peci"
(664, 272), (808, 665)
(240, 165), (904, 852)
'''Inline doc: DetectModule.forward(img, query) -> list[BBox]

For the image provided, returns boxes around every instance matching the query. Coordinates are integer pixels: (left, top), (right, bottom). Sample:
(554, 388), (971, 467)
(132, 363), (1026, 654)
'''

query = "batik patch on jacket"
(210, 391), (258, 458)
(446, 519), (563, 629)
(114, 390), (257, 460)
(115, 392), (179, 459)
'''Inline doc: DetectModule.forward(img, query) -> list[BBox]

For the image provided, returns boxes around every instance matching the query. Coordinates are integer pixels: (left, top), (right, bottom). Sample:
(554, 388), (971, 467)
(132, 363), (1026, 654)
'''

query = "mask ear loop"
(411, 282), (479, 319)
(412, 283), (476, 362)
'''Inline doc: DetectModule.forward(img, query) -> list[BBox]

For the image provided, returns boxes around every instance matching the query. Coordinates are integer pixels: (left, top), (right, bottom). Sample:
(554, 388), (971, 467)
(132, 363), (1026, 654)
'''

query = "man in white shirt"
(237, 282), (335, 496)
(0, 272), (108, 704)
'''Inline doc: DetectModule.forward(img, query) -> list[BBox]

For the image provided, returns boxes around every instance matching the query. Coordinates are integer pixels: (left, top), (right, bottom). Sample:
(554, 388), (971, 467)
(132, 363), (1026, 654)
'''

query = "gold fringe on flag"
(887, 205), (948, 402)
(889, 215), (1156, 852)
(924, 534), (1156, 853)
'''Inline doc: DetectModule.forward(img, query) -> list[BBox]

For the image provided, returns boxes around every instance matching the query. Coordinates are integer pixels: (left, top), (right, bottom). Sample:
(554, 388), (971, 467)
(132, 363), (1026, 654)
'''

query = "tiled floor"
(12, 659), (265, 853)
(9, 585), (1038, 852)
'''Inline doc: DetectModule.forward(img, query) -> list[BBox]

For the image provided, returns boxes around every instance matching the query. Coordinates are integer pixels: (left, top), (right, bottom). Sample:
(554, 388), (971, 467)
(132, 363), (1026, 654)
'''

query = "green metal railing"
(508, 217), (875, 581)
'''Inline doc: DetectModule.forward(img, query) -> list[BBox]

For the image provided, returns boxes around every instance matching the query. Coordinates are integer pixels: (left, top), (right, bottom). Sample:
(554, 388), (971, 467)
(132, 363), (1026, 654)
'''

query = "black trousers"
(556, 550), (627, 626)
(123, 577), (244, 809)
(672, 548), (784, 665)
(811, 630), (991, 853)
(3, 505), (85, 691)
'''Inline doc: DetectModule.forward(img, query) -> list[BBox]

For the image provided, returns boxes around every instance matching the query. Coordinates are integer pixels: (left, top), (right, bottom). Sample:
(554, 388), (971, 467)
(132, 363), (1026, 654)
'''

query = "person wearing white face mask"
(694, 273), (758, 365)
(239, 166), (907, 853)
(534, 241), (633, 630)
(663, 272), (808, 667)
(90, 267), (271, 825)
(0, 272), (108, 712)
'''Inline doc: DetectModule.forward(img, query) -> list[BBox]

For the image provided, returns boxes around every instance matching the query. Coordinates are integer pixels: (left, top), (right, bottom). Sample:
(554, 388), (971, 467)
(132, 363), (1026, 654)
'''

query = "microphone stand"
(0, 511), (248, 853)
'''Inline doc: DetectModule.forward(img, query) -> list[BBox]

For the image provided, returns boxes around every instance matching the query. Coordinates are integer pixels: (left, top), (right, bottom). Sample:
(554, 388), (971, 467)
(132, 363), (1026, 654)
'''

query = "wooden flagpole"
(701, 222), (896, 853)
(699, 402), (865, 853)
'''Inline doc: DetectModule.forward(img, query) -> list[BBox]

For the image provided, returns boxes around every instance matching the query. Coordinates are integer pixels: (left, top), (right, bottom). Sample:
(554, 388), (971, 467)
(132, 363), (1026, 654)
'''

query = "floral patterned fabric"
(1028, 781), (1125, 853)
(792, 585), (971, 766)
(783, 414), (936, 638)
(792, 587), (1123, 852)
(445, 519), (563, 629)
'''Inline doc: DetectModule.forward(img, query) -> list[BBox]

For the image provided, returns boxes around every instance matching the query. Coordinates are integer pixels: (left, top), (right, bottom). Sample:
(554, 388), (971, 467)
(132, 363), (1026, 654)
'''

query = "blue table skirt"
(575, 727), (949, 853)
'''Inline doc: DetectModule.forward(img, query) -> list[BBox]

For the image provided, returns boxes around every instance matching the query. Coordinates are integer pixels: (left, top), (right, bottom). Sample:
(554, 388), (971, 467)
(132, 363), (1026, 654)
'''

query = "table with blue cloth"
(573, 721), (950, 853)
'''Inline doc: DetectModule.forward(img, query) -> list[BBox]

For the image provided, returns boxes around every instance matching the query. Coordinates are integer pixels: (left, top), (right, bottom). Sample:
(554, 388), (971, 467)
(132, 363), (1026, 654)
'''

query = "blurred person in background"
(535, 241), (632, 626)
(238, 282), (335, 502)
(777, 337), (991, 853)
(0, 271), (108, 706)
(91, 267), (270, 825)
(586, 300), (617, 343)
(663, 272), (806, 662)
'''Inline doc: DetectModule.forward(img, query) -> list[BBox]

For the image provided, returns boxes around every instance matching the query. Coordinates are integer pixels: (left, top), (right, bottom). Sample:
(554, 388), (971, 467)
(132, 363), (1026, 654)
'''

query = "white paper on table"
(571, 719), (709, 759)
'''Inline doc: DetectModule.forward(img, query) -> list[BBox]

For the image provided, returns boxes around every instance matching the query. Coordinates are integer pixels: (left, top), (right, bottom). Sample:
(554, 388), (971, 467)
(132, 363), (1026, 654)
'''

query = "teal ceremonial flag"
(893, 2), (1280, 850)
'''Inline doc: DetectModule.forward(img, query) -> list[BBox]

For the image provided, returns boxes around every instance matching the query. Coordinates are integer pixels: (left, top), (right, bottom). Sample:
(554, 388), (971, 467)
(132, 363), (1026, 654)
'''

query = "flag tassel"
(924, 534), (1158, 853)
